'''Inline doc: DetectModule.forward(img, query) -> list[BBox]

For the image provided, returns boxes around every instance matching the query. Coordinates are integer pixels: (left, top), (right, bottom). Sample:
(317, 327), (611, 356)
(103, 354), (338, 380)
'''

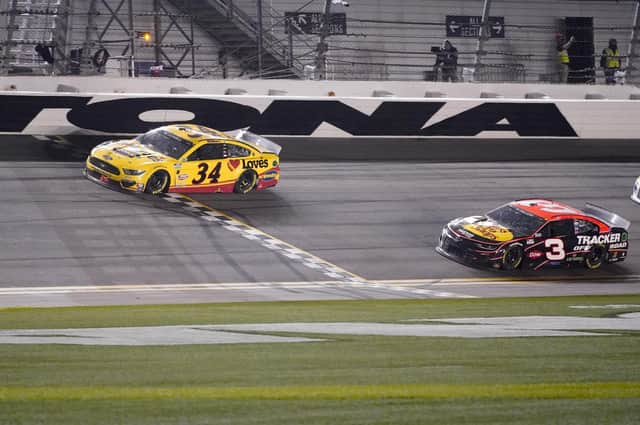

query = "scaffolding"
(1, 0), (639, 83)
(0, 0), (65, 74)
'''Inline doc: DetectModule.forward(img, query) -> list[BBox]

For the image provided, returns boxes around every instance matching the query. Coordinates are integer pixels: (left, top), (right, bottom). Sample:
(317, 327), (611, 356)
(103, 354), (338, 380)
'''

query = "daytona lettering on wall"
(0, 94), (578, 137)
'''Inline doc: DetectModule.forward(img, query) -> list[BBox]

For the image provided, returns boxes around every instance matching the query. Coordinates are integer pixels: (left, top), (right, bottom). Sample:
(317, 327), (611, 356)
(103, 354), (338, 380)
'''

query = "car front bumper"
(436, 228), (504, 270)
(84, 167), (145, 192)
(631, 177), (640, 204)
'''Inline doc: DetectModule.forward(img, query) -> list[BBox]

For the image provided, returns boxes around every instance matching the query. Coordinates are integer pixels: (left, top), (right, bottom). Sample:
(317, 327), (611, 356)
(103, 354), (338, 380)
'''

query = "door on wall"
(565, 17), (595, 84)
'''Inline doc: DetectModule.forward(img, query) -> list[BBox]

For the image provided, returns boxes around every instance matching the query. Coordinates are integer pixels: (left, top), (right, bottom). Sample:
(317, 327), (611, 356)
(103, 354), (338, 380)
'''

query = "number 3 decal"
(545, 238), (565, 260)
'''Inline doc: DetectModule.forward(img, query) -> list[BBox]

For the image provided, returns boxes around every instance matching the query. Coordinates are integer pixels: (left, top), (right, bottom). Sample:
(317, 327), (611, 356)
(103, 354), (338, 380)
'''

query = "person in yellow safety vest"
(601, 38), (620, 85)
(556, 33), (575, 84)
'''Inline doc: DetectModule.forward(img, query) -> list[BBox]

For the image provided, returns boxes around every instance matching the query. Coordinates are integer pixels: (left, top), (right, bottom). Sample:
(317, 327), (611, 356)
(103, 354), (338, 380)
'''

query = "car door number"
(545, 238), (566, 260)
(192, 162), (221, 185)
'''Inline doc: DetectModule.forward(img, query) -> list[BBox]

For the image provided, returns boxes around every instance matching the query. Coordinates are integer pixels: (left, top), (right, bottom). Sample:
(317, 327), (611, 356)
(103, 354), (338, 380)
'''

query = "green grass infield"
(1, 295), (640, 425)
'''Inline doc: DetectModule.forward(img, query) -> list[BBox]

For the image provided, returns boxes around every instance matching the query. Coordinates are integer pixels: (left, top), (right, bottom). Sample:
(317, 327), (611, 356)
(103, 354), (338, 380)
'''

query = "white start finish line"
(1, 313), (639, 345)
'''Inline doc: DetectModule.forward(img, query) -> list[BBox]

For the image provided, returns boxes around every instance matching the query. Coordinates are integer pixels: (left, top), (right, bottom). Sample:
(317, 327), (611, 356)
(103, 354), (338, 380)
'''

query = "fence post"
(316, 0), (332, 80)
(257, 0), (263, 78)
(474, 0), (493, 75)
(287, 20), (293, 68)
(627, 0), (640, 83)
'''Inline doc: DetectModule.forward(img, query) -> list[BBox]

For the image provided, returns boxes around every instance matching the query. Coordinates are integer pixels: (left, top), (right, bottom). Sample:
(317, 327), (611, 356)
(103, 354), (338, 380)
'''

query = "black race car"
(436, 199), (629, 271)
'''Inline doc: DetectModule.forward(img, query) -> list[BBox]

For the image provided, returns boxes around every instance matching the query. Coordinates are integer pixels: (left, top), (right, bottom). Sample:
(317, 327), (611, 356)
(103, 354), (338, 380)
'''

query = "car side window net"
(187, 143), (226, 161)
(549, 219), (574, 237)
(227, 144), (250, 158)
(574, 219), (598, 235)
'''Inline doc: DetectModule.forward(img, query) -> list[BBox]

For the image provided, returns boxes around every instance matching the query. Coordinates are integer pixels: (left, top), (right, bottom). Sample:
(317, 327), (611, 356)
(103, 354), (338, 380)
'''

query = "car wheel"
(502, 243), (524, 270)
(234, 170), (257, 194)
(585, 244), (606, 270)
(145, 170), (170, 195)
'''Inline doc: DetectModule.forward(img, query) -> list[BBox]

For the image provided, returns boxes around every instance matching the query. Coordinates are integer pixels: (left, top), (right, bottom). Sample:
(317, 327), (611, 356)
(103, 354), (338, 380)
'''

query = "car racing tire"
(585, 244), (607, 270)
(145, 170), (170, 195)
(502, 243), (524, 271)
(234, 170), (257, 194)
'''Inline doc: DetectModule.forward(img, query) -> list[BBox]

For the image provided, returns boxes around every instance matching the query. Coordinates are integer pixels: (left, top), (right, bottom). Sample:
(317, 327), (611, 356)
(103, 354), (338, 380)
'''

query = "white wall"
(3, 75), (640, 98)
(1, 86), (639, 139)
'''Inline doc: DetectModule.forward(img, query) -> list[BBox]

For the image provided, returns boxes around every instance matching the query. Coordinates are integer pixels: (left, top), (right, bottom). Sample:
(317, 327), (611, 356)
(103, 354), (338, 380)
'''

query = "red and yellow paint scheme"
(437, 199), (630, 271)
(84, 124), (281, 194)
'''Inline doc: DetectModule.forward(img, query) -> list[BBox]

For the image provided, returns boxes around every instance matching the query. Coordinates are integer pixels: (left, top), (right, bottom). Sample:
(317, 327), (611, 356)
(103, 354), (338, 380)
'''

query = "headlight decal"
(122, 168), (146, 176)
(474, 242), (499, 251)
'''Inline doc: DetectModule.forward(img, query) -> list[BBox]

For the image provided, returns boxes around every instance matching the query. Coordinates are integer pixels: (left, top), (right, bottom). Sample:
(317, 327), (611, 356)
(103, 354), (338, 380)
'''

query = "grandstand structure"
(0, 0), (639, 84)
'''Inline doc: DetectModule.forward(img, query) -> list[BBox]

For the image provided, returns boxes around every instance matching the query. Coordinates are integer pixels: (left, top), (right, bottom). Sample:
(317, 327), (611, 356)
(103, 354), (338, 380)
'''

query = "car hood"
(449, 216), (515, 243)
(91, 139), (171, 167)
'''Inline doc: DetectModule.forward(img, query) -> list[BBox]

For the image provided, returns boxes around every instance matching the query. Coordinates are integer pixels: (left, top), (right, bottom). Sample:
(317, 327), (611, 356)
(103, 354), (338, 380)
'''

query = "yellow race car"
(84, 124), (281, 194)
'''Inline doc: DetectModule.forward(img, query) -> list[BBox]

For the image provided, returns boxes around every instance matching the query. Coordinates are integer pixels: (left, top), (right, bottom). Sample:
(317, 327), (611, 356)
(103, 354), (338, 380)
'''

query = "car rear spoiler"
(226, 129), (282, 155)
(583, 203), (631, 230)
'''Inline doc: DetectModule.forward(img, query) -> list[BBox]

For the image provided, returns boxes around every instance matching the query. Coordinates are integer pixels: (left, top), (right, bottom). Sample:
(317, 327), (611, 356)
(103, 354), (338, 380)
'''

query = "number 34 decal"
(544, 238), (566, 260)
(192, 162), (222, 185)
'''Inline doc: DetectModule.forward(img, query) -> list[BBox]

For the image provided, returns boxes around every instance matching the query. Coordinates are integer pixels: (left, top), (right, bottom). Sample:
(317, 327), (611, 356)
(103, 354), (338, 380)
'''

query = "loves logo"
(227, 159), (241, 171)
(242, 158), (269, 169)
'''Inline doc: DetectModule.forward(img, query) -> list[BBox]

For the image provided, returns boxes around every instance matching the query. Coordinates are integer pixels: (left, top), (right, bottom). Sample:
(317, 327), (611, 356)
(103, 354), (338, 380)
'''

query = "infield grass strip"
(1, 296), (640, 425)
(2, 382), (639, 401)
(2, 295), (640, 330)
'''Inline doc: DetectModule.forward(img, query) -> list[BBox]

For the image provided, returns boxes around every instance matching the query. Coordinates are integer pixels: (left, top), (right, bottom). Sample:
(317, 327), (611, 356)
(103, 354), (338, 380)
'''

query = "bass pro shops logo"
(0, 95), (578, 137)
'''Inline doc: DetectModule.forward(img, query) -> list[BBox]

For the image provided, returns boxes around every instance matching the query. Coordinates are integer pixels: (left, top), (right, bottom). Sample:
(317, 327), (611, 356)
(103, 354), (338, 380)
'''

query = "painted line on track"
(0, 281), (469, 298)
(2, 277), (634, 298)
(380, 275), (640, 286)
(159, 193), (473, 299)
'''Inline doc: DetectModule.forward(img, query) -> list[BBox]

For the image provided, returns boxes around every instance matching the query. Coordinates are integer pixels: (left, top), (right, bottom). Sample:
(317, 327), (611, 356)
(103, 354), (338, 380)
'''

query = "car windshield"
(486, 205), (545, 237)
(138, 129), (193, 159)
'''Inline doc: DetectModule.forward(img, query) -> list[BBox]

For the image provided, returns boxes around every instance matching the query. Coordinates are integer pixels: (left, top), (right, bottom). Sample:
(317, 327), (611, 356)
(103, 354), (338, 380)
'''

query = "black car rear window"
(486, 205), (545, 238)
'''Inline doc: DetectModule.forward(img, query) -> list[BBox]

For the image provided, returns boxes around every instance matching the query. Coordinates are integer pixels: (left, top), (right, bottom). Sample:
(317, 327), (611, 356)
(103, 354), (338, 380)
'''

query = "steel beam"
(626, 0), (640, 82)
(474, 0), (492, 71)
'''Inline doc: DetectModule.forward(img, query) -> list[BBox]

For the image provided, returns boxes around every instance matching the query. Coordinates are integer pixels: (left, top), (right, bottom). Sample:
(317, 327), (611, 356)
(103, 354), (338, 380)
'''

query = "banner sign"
(285, 12), (347, 35)
(446, 15), (505, 38)
(0, 94), (579, 137)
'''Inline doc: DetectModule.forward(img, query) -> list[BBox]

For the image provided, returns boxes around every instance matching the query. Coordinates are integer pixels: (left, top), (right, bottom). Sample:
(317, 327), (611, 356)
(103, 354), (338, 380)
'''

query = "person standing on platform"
(601, 38), (620, 85)
(556, 33), (575, 83)
(434, 40), (458, 82)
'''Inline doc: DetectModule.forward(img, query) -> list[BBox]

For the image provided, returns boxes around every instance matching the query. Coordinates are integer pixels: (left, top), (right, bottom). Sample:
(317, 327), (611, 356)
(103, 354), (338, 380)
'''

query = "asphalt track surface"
(2, 151), (640, 306)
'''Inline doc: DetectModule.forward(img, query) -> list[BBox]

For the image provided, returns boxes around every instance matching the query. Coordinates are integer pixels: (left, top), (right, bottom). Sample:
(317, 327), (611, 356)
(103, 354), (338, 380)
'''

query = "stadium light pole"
(474, 0), (492, 75)
(316, 0), (332, 80)
(153, 0), (161, 65)
(627, 0), (640, 80)
(257, 0), (263, 78)
(128, 0), (135, 77)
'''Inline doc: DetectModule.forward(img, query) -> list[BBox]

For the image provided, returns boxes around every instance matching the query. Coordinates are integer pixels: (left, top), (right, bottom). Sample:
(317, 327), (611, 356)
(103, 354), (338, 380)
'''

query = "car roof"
(510, 199), (586, 221)
(162, 124), (227, 142)
(506, 199), (624, 233)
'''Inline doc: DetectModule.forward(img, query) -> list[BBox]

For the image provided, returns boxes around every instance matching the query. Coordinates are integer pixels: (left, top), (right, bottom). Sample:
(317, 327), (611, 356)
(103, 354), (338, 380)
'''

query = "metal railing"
(206, 0), (306, 77)
(1, 0), (638, 84)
